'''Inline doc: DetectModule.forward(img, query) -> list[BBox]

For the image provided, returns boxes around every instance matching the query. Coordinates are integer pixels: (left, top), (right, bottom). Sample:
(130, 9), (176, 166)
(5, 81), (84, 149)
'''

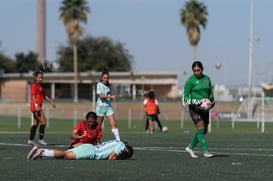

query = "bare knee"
(63, 151), (76, 160)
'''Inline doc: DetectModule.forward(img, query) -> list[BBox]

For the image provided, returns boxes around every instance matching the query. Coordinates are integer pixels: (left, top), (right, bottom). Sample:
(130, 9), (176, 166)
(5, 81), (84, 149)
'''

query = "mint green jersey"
(71, 140), (126, 160)
(183, 74), (214, 105)
(96, 82), (111, 106)
(94, 140), (126, 160)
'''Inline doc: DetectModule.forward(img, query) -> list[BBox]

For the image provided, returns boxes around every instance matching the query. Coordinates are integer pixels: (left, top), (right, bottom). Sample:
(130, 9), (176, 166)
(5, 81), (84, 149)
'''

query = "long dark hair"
(148, 91), (155, 99)
(33, 71), (43, 84)
(33, 70), (43, 78)
(192, 61), (204, 71)
(116, 144), (134, 160)
(85, 111), (97, 120)
(100, 71), (110, 88)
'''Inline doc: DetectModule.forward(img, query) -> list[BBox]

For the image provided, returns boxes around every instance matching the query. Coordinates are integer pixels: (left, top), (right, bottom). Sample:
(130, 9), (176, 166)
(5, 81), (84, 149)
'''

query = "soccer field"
(0, 118), (273, 181)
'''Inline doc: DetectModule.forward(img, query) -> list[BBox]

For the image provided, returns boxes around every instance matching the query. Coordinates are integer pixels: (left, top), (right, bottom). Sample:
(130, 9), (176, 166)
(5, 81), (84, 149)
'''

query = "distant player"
(28, 71), (56, 146)
(143, 89), (163, 132)
(144, 91), (159, 134)
(27, 140), (133, 160)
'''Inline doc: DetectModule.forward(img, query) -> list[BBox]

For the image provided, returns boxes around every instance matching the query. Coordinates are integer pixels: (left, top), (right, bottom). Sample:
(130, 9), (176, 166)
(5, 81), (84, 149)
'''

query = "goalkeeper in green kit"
(183, 61), (215, 158)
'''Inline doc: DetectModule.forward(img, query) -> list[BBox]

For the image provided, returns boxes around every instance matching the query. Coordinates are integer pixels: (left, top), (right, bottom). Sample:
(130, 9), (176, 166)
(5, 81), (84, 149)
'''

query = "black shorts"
(188, 105), (209, 125)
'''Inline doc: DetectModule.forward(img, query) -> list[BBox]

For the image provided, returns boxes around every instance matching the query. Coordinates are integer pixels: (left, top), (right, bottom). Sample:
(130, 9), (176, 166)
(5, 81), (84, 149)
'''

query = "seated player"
(27, 140), (133, 160)
(69, 111), (102, 148)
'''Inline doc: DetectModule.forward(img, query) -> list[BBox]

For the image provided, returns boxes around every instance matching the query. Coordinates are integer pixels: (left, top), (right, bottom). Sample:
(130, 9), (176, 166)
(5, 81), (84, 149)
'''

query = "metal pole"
(247, 0), (254, 119)
(73, 44), (78, 102)
(215, 62), (221, 128)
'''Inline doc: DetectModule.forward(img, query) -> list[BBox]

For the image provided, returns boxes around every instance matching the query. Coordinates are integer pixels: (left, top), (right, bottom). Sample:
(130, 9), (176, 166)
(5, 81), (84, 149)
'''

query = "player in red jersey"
(69, 111), (102, 148)
(28, 71), (56, 146)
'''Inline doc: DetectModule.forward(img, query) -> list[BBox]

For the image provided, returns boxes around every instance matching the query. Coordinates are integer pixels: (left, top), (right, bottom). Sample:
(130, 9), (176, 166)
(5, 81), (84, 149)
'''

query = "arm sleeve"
(96, 126), (103, 139)
(183, 78), (192, 104)
(208, 77), (214, 100)
(96, 83), (103, 95)
(30, 83), (36, 96)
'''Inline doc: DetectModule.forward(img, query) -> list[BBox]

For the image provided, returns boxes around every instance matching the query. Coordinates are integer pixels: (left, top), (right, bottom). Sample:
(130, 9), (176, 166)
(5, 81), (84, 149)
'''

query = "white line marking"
(1, 143), (273, 157)
(0, 142), (68, 147)
(134, 146), (273, 157)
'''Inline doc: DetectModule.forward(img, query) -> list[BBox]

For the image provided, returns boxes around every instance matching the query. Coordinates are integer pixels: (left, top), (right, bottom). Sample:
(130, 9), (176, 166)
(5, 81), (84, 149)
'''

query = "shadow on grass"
(211, 154), (229, 158)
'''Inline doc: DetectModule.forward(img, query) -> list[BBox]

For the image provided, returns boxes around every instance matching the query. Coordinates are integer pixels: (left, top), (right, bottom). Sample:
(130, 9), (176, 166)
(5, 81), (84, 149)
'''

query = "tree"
(15, 52), (40, 73)
(0, 53), (16, 73)
(57, 36), (133, 72)
(180, 0), (208, 61)
(0, 51), (46, 73)
(59, 0), (90, 102)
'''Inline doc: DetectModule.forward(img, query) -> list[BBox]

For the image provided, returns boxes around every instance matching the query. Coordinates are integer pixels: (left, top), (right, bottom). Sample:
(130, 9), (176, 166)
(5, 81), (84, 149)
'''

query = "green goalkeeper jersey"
(183, 74), (214, 105)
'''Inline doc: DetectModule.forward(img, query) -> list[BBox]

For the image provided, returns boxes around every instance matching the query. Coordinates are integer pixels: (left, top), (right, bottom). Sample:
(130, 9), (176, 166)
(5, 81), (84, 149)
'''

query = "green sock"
(189, 132), (198, 149)
(197, 129), (208, 153)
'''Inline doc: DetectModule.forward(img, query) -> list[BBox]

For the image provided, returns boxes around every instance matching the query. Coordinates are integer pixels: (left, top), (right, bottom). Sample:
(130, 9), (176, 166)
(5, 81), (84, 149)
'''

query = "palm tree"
(180, 0), (208, 61)
(59, 0), (90, 102)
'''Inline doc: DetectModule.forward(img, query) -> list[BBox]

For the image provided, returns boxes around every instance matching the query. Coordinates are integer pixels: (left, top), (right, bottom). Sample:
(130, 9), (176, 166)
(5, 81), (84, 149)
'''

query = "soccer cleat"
(31, 148), (44, 160)
(185, 147), (198, 158)
(145, 130), (149, 134)
(203, 152), (214, 158)
(27, 146), (38, 160)
(28, 140), (37, 146)
(39, 139), (47, 145)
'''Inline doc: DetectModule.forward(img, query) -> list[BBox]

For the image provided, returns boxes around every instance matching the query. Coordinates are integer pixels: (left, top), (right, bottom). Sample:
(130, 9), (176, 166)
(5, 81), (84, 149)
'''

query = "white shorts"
(96, 106), (114, 116)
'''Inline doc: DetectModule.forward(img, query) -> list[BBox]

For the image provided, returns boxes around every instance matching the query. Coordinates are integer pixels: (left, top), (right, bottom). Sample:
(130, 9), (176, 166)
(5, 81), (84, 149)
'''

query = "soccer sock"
(42, 149), (54, 157)
(189, 132), (199, 149)
(39, 125), (46, 140)
(29, 125), (37, 140)
(112, 128), (120, 141)
(145, 118), (149, 131)
(197, 129), (208, 153)
(155, 116), (163, 130)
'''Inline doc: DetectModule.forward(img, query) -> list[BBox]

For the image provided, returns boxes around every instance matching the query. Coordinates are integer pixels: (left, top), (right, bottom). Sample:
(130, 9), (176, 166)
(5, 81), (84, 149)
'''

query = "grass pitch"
(0, 117), (273, 181)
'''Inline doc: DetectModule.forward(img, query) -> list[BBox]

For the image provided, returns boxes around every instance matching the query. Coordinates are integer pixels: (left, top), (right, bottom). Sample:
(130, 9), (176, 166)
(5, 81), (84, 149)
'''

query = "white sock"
(42, 149), (54, 157)
(111, 128), (120, 141)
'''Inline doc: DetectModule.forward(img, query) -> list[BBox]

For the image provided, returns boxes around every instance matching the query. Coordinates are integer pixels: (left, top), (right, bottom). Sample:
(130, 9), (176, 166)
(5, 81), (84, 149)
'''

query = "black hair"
(116, 144), (134, 160)
(125, 144), (134, 159)
(192, 61), (204, 71)
(100, 70), (109, 77)
(85, 111), (97, 120)
(100, 71), (110, 87)
(148, 91), (155, 99)
(33, 70), (43, 77)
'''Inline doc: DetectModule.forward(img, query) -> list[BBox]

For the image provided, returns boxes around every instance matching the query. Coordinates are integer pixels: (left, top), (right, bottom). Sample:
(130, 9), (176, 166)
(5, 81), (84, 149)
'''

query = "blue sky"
(0, 0), (273, 88)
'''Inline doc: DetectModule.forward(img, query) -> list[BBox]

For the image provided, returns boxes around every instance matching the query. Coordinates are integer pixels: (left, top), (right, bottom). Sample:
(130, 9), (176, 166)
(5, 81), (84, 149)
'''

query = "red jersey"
(144, 97), (158, 115)
(30, 82), (45, 112)
(71, 121), (102, 145)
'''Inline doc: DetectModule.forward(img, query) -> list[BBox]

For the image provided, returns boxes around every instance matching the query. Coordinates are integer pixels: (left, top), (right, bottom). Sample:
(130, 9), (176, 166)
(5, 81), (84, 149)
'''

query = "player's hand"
(111, 95), (117, 99)
(34, 104), (41, 111)
(210, 101), (215, 109)
(209, 98), (215, 109)
(51, 103), (56, 109)
(81, 131), (87, 138)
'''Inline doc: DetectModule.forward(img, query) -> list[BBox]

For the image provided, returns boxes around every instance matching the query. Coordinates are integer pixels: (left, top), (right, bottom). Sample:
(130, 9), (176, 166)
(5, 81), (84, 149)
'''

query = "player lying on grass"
(27, 140), (133, 160)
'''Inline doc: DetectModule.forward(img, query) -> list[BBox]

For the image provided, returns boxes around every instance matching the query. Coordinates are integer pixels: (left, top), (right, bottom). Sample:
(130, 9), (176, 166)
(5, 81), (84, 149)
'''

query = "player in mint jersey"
(183, 61), (215, 158)
(27, 140), (134, 160)
(96, 71), (121, 141)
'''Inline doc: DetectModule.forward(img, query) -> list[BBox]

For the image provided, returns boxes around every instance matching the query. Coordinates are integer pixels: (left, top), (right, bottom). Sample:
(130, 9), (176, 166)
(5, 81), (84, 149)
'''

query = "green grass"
(0, 116), (273, 181)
